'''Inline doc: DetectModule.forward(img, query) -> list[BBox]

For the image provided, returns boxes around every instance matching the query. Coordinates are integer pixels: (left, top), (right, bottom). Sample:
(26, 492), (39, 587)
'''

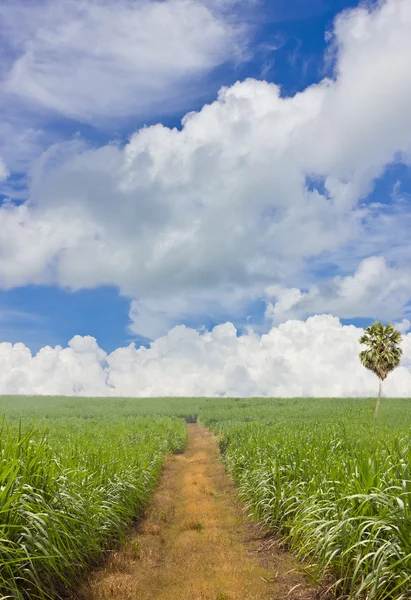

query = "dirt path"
(81, 424), (319, 600)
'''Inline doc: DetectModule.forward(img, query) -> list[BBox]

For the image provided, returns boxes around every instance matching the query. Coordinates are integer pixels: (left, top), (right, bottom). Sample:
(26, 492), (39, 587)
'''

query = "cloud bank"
(1, 315), (410, 397)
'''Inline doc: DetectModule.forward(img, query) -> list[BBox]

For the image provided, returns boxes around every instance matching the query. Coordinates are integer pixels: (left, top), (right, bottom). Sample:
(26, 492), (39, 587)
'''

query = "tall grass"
(0, 416), (186, 599)
(201, 400), (411, 599)
(2, 395), (411, 599)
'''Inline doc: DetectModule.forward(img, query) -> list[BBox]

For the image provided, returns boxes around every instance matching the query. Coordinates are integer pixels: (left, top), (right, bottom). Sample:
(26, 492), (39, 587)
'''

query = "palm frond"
(358, 322), (403, 380)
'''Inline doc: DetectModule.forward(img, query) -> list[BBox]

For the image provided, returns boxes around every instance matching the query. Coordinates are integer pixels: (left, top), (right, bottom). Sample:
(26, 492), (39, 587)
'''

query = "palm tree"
(359, 322), (403, 418)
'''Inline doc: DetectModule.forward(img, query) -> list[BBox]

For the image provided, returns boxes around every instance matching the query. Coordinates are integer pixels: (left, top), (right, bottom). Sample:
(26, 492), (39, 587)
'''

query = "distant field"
(0, 396), (410, 599)
(1, 395), (410, 426)
(0, 395), (206, 421)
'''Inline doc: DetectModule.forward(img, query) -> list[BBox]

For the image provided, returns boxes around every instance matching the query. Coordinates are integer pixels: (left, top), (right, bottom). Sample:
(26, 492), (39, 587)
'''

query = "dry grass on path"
(78, 425), (321, 600)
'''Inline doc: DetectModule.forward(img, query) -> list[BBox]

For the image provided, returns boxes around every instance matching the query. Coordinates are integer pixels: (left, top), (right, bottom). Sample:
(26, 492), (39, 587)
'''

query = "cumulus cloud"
(0, 0), (248, 123)
(266, 257), (411, 324)
(0, 335), (109, 396)
(396, 319), (411, 334)
(1, 0), (411, 335)
(303, 0), (411, 189)
(1, 315), (410, 397)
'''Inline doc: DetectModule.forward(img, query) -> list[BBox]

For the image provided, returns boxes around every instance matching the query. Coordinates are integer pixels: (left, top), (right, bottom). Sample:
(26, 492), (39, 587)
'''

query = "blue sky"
(1, 0), (411, 360)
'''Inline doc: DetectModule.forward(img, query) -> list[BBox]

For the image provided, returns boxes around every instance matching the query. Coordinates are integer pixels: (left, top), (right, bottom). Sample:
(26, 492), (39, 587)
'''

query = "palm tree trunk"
(374, 379), (382, 418)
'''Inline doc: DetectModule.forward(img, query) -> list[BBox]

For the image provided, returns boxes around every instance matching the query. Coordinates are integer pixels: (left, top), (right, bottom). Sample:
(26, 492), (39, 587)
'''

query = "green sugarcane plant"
(359, 322), (403, 418)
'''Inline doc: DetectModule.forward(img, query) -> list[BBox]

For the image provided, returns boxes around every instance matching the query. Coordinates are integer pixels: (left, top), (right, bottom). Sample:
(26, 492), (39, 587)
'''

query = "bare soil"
(78, 424), (322, 600)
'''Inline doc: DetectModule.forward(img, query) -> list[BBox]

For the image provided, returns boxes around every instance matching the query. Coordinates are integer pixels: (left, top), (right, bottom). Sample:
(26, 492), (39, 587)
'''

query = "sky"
(0, 0), (411, 397)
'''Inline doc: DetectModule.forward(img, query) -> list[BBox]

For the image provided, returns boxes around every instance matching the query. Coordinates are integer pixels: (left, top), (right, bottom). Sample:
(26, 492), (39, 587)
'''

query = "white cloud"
(0, 202), (90, 289)
(0, 80), (353, 310)
(0, 0), (247, 123)
(1, 0), (411, 335)
(396, 319), (411, 334)
(304, 0), (411, 190)
(0, 315), (410, 397)
(266, 257), (411, 324)
(0, 335), (109, 396)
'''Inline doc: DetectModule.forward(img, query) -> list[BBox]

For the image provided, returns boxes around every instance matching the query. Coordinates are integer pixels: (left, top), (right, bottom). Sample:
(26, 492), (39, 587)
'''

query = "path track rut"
(81, 424), (319, 600)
